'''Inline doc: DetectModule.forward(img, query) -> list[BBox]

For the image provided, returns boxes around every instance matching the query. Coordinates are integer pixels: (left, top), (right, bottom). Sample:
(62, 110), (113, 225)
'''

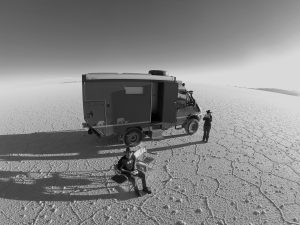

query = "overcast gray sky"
(1, 0), (300, 89)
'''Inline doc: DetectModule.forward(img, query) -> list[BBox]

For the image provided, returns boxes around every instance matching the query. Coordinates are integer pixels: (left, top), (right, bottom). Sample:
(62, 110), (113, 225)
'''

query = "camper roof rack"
(83, 73), (175, 81)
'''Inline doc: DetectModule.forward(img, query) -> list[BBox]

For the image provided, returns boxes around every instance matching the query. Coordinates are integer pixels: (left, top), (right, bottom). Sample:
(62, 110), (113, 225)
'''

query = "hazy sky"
(1, 0), (300, 90)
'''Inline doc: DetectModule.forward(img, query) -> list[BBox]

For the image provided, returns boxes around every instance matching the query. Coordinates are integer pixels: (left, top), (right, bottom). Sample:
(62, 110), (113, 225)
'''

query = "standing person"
(117, 147), (152, 197)
(202, 110), (212, 142)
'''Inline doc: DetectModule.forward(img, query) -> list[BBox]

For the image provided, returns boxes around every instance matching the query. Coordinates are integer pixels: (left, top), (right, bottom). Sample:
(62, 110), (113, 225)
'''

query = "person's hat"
(206, 110), (212, 113)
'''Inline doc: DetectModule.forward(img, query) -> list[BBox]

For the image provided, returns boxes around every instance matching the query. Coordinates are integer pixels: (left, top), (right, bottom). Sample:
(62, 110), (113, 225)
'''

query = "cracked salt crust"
(0, 81), (299, 224)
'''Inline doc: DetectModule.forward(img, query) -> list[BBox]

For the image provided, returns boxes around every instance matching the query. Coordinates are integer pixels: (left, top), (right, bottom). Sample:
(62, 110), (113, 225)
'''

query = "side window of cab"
(177, 92), (187, 108)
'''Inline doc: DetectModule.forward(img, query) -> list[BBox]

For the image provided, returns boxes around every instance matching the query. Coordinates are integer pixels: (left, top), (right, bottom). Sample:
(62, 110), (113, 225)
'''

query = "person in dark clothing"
(117, 147), (151, 197)
(202, 110), (212, 142)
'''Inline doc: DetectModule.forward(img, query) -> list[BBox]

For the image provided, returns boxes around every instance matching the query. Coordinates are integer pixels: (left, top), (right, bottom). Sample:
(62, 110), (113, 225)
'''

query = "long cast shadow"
(0, 170), (137, 201)
(0, 131), (123, 161)
(0, 130), (204, 201)
(143, 133), (189, 142)
(0, 130), (202, 161)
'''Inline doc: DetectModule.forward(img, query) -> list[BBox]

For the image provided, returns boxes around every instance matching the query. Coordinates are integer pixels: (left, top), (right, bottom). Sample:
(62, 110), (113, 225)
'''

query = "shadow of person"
(147, 140), (206, 154)
(143, 133), (189, 142)
(0, 171), (138, 201)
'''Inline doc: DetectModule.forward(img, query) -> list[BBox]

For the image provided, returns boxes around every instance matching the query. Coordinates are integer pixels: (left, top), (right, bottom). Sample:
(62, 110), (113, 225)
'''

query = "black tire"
(124, 128), (143, 146)
(184, 118), (199, 135)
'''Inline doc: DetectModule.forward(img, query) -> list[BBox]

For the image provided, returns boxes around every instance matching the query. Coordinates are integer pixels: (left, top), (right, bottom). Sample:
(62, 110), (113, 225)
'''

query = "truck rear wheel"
(124, 128), (142, 146)
(184, 118), (199, 135)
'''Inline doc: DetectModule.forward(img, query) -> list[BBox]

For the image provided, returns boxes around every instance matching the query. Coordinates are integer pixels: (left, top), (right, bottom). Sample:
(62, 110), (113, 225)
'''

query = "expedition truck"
(82, 70), (202, 146)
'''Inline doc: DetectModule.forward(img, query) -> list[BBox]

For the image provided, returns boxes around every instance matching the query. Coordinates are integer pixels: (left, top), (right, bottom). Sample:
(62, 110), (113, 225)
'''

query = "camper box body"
(82, 72), (201, 145)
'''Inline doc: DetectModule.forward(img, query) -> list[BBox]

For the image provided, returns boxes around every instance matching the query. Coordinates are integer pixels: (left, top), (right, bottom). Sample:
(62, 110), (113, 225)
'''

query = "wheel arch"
(126, 126), (142, 132)
(183, 114), (200, 127)
(187, 114), (200, 121)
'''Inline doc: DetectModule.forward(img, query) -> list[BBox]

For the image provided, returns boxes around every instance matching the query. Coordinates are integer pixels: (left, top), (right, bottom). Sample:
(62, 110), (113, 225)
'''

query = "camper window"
(124, 87), (144, 94)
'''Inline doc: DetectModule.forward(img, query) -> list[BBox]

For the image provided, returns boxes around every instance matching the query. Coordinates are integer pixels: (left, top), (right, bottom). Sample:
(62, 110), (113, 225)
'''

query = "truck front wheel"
(184, 118), (199, 135)
(124, 128), (143, 146)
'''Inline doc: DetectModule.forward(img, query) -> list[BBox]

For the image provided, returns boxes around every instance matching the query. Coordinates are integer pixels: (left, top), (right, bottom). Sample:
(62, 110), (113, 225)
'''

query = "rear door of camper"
(82, 81), (107, 127)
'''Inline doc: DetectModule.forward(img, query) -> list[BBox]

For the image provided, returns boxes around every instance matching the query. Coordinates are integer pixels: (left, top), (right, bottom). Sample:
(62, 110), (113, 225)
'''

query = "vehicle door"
(161, 81), (177, 123)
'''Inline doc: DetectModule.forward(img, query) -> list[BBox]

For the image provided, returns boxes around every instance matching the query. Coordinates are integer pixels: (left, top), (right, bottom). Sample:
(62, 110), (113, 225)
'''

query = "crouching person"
(117, 147), (152, 197)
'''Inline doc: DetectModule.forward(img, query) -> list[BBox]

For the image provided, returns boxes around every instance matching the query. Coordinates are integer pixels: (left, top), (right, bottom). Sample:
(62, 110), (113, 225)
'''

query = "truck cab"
(176, 81), (201, 133)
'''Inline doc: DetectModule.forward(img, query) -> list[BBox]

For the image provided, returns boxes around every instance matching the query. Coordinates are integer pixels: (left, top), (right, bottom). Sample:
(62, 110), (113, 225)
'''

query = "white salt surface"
(0, 78), (83, 134)
(0, 78), (300, 225)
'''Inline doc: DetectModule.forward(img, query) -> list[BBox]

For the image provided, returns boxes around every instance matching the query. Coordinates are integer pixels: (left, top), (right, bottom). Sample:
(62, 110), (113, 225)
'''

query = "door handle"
(87, 111), (93, 118)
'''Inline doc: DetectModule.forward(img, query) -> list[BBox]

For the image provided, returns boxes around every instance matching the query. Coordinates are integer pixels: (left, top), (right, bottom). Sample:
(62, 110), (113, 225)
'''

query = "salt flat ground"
(0, 79), (300, 225)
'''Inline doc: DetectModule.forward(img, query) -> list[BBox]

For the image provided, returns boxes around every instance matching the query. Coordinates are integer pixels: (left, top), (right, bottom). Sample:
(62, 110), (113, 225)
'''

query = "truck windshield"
(186, 91), (195, 105)
(177, 90), (195, 107)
